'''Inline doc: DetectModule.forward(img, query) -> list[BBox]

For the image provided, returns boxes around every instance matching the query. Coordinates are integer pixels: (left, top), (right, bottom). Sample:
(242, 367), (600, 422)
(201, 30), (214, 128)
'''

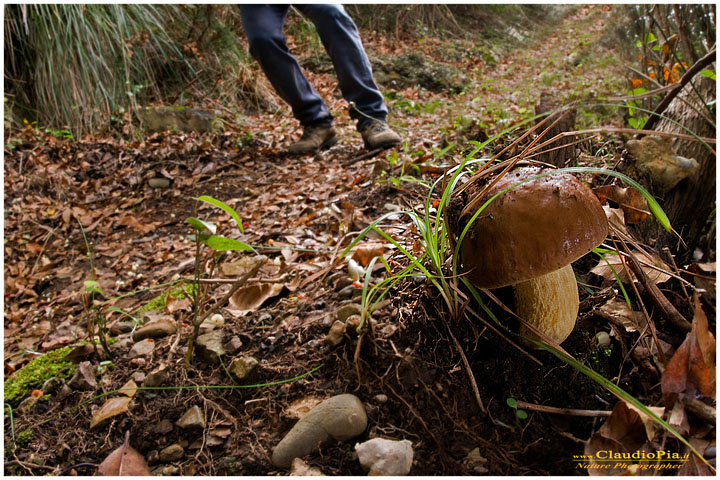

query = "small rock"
(132, 317), (176, 341)
(196, 330), (226, 362)
(336, 303), (362, 323)
(155, 419), (174, 435)
(143, 364), (169, 388)
(128, 339), (155, 358)
(355, 438), (414, 476)
(176, 405), (205, 430)
(67, 361), (97, 391)
(148, 177), (171, 189)
(258, 312), (273, 324)
(291, 458), (325, 476)
(57, 384), (73, 400)
(159, 444), (184, 462)
(132, 372), (146, 384)
(223, 336), (243, 354)
(129, 357), (147, 368)
(324, 320), (346, 346)
(338, 285), (362, 299)
(334, 276), (353, 292)
(114, 337), (134, 351)
(147, 449), (159, 465)
(41, 376), (63, 394)
(110, 320), (136, 334)
(272, 394), (368, 469)
(374, 394), (388, 404)
(228, 356), (258, 380)
(463, 447), (488, 474)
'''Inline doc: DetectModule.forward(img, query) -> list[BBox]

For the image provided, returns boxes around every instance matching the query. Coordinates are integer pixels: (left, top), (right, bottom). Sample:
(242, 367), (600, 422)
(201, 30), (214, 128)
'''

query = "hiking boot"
(287, 125), (339, 155)
(359, 119), (401, 149)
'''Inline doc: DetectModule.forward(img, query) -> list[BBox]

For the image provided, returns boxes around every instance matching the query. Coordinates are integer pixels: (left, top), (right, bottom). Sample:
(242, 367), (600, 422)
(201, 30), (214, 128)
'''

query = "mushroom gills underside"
(514, 264), (579, 345)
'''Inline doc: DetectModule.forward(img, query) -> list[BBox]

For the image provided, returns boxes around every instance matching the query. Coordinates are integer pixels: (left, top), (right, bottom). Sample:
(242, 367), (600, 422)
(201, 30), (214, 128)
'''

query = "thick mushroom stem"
(514, 264), (579, 345)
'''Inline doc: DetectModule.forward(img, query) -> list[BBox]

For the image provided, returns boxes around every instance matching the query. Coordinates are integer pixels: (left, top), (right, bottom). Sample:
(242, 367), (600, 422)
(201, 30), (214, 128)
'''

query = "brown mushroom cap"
(459, 166), (608, 289)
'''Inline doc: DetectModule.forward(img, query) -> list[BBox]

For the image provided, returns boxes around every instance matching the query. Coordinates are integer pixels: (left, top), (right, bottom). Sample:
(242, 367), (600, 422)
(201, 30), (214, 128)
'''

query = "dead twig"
(625, 253), (691, 333)
(515, 400), (612, 417)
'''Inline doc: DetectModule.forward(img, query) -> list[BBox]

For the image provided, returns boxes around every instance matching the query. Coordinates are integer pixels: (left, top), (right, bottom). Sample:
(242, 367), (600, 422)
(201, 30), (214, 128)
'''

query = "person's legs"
(296, 5), (387, 130)
(239, 5), (333, 127)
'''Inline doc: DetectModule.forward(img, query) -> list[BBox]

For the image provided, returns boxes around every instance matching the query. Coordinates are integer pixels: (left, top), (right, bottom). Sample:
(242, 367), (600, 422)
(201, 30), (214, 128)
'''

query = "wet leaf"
(90, 396), (132, 429)
(661, 296), (716, 406)
(228, 283), (285, 315)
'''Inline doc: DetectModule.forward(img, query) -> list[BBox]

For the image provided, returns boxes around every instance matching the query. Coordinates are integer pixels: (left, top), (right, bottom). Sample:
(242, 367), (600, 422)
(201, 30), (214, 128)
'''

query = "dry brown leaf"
(228, 283), (284, 315)
(165, 295), (191, 314)
(584, 401), (655, 475)
(351, 243), (386, 267)
(590, 250), (670, 284)
(661, 296), (716, 406)
(593, 185), (650, 224)
(97, 433), (151, 476)
(599, 299), (646, 332)
(119, 380), (138, 398)
(90, 396), (132, 429)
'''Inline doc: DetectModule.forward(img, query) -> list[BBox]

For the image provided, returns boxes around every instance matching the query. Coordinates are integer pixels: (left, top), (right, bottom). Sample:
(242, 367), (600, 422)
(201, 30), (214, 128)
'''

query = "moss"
(136, 283), (195, 315)
(15, 429), (33, 447)
(4, 347), (74, 407)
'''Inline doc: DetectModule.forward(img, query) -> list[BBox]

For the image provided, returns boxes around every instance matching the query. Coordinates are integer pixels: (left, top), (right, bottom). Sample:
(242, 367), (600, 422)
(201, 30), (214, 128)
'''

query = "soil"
(4, 5), (715, 477)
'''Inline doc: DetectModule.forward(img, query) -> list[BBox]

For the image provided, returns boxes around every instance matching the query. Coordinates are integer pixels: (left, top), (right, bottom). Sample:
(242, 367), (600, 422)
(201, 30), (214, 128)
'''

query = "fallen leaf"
(584, 401), (657, 475)
(351, 243), (386, 267)
(97, 432), (151, 476)
(591, 250), (671, 284)
(599, 299), (646, 332)
(593, 185), (649, 224)
(118, 380), (138, 398)
(91, 396), (132, 429)
(165, 295), (191, 314)
(661, 295), (716, 406)
(228, 283), (284, 315)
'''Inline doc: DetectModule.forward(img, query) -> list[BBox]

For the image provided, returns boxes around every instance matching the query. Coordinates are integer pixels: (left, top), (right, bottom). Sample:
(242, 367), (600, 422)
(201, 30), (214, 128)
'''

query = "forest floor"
(3, 5), (716, 476)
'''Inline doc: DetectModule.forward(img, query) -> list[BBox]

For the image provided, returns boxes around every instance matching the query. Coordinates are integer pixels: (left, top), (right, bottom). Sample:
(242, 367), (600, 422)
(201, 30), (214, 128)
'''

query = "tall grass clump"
(4, 5), (270, 136)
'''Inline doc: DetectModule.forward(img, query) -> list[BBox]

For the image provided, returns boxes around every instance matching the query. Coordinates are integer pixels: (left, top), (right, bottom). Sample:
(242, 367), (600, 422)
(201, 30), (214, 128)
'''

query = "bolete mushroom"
(448, 165), (608, 344)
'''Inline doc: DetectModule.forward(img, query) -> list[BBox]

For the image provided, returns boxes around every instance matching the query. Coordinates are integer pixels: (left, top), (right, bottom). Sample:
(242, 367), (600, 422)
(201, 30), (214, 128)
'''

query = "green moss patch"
(136, 283), (196, 315)
(4, 347), (74, 407)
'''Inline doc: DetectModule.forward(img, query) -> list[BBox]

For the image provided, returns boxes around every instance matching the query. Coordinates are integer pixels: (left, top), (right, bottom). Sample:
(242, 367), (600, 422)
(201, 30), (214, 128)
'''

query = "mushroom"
(448, 166), (608, 344)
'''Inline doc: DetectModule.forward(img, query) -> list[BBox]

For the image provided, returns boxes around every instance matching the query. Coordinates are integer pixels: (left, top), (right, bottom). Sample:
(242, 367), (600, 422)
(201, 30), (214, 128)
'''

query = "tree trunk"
(653, 74), (716, 262)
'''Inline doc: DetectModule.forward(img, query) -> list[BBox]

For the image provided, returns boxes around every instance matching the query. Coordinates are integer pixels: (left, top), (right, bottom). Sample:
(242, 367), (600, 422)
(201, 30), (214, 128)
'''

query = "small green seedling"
(506, 397), (528, 420)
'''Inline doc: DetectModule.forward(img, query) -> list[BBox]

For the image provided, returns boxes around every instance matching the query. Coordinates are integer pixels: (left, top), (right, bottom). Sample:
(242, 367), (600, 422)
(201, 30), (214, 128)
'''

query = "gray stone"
(155, 419), (174, 435)
(57, 384), (73, 400)
(159, 444), (184, 462)
(334, 276), (354, 292)
(129, 338), (155, 358)
(324, 321), (346, 346)
(67, 361), (97, 391)
(143, 364), (169, 388)
(335, 303), (362, 323)
(196, 330), (226, 362)
(148, 178), (171, 189)
(138, 106), (215, 133)
(132, 371), (146, 384)
(355, 438), (414, 476)
(132, 317), (176, 341)
(272, 394), (367, 469)
(338, 285), (362, 299)
(176, 405), (205, 430)
(41, 376), (63, 394)
(110, 320), (136, 334)
(223, 336), (243, 354)
(228, 356), (258, 380)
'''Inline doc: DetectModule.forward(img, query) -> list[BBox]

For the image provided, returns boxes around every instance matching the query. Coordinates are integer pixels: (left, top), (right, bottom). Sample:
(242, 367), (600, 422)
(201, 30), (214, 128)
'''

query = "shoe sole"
(364, 138), (401, 150)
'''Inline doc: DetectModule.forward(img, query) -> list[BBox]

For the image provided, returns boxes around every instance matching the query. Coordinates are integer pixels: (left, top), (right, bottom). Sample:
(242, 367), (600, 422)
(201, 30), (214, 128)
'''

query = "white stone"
(355, 438), (413, 476)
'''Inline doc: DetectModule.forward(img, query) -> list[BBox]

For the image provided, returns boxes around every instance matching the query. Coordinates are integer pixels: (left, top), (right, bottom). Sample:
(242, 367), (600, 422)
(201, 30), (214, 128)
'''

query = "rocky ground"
(4, 5), (715, 476)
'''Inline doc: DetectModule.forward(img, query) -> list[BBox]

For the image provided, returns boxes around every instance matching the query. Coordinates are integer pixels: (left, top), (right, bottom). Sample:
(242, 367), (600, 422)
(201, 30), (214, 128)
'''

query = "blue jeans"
(239, 4), (387, 129)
